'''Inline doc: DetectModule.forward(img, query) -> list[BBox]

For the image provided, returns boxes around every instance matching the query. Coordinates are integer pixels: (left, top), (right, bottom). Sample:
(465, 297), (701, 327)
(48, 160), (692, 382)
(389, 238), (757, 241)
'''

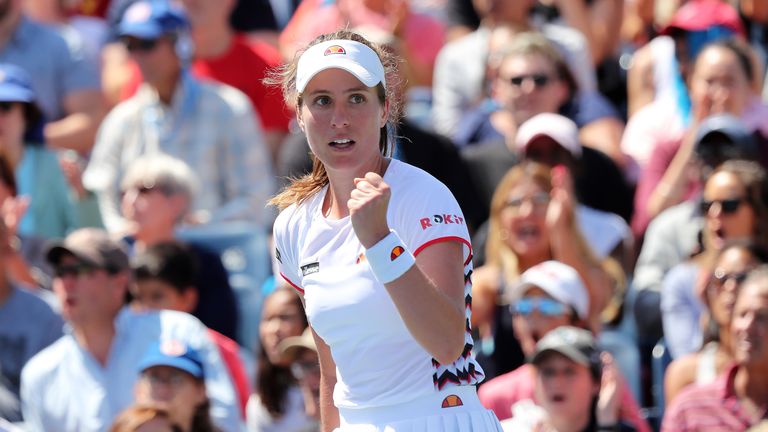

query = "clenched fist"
(348, 172), (392, 248)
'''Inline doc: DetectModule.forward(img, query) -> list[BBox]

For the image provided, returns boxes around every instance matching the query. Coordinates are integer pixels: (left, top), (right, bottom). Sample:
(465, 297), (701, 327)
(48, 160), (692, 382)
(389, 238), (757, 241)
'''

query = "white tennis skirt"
(335, 386), (503, 432)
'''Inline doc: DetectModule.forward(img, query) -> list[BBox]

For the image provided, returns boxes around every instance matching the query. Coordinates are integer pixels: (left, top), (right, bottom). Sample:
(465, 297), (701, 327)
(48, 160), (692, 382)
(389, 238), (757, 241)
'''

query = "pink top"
(662, 365), (761, 432)
(629, 98), (768, 237)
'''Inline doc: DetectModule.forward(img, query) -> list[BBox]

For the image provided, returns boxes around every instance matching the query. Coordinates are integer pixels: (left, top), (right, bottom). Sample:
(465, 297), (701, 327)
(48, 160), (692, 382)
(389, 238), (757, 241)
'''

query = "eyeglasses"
(711, 269), (749, 290)
(508, 73), (551, 88)
(122, 37), (160, 53)
(700, 198), (746, 215)
(54, 262), (97, 278)
(502, 192), (550, 215)
(0, 102), (16, 113)
(511, 297), (568, 317)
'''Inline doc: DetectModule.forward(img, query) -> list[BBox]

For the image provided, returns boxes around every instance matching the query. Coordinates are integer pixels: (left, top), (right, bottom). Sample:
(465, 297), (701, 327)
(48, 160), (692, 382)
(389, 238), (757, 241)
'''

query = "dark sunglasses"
(700, 198), (745, 215)
(0, 101), (16, 113)
(509, 73), (551, 88)
(122, 37), (160, 53)
(511, 297), (567, 317)
(54, 262), (97, 278)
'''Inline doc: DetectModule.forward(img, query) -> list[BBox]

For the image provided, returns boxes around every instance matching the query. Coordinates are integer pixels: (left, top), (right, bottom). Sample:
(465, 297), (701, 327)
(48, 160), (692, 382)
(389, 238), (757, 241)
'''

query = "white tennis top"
(273, 159), (484, 410)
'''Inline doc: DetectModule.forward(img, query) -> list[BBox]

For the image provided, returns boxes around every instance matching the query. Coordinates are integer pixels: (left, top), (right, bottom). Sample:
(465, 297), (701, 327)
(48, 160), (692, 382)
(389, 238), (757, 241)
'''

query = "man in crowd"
(0, 219), (62, 422)
(83, 0), (275, 234)
(0, 0), (105, 152)
(20, 228), (240, 432)
(181, 0), (290, 164)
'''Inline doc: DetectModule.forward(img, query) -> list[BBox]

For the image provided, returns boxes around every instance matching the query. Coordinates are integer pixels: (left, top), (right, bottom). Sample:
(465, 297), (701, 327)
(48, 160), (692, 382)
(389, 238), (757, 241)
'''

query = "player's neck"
(324, 157), (389, 218)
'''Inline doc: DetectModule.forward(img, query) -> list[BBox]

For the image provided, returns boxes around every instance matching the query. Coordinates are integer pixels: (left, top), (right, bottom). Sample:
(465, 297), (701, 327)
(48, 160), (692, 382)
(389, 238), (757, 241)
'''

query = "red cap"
(660, 0), (744, 36)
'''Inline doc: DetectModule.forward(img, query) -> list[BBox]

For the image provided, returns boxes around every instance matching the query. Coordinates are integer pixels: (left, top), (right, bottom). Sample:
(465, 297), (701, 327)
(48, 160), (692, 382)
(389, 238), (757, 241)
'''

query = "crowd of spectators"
(3, 0), (768, 431)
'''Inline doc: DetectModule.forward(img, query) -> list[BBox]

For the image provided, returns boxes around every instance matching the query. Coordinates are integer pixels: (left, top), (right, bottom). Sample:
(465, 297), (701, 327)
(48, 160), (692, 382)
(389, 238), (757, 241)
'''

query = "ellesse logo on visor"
(324, 45), (346, 56)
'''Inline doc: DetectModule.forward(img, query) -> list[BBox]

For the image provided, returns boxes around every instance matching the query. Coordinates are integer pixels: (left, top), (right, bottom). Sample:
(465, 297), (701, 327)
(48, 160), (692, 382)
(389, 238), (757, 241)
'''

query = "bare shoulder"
(472, 265), (502, 293)
(664, 352), (700, 404)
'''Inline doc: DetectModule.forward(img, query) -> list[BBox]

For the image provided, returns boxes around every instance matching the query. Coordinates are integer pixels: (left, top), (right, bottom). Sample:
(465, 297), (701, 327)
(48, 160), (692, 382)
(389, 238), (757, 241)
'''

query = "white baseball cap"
(296, 39), (386, 93)
(512, 260), (589, 320)
(515, 113), (581, 157)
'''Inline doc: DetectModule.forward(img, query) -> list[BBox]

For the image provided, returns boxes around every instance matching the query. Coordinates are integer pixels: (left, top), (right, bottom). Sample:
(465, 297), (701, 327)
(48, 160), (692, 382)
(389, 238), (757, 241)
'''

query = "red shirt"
(121, 35), (291, 133)
(662, 365), (764, 432)
(192, 35), (290, 133)
(75, 0), (110, 17)
(209, 329), (251, 419)
(478, 364), (651, 432)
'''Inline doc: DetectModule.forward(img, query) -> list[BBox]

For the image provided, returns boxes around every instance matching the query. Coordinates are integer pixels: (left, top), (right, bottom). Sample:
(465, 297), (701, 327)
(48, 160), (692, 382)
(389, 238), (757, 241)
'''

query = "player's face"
(298, 68), (388, 177)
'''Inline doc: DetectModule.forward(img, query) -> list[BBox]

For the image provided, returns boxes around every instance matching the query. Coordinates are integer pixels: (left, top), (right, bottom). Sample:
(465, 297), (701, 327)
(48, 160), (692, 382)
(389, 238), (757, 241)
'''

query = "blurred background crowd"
(3, 0), (768, 431)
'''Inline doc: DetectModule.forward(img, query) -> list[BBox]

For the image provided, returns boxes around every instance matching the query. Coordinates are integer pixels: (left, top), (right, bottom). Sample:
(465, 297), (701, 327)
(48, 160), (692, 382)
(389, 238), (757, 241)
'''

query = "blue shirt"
(20, 308), (242, 432)
(0, 17), (99, 122)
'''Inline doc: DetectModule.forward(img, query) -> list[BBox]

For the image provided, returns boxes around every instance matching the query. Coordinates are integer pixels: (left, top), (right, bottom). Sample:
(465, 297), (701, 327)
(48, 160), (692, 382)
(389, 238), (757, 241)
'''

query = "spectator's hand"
(1, 195), (29, 239)
(58, 150), (88, 200)
(349, 172), (391, 248)
(546, 165), (575, 233)
(597, 352), (621, 426)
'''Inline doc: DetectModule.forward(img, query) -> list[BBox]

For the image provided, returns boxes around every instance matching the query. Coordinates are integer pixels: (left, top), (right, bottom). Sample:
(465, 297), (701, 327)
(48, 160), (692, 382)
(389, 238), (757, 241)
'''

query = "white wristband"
(365, 230), (416, 284)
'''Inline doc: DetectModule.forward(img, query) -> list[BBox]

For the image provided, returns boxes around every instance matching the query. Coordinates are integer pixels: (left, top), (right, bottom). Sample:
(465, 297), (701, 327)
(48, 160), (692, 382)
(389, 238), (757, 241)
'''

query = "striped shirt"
(662, 365), (765, 432)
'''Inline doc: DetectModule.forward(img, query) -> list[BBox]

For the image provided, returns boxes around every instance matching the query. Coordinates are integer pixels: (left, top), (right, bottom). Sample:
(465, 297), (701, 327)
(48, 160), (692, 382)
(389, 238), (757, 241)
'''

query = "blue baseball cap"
(138, 340), (205, 379)
(118, 0), (189, 40)
(0, 64), (35, 103)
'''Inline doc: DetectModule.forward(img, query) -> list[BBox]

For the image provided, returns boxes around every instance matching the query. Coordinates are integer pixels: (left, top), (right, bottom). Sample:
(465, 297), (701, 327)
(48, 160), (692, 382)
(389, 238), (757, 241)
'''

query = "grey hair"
(120, 154), (199, 211)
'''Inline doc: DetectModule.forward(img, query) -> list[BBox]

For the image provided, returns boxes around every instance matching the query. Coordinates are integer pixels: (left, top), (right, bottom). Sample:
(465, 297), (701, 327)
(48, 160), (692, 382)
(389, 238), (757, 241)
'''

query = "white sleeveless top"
(273, 159), (484, 410)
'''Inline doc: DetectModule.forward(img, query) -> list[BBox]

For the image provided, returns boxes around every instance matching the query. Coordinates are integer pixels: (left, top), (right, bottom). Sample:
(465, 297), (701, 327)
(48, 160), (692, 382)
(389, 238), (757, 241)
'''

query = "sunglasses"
(122, 37), (160, 53)
(54, 262), (97, 278)
(0, 102), (17, 113)
(508, 73), (551, 88)
(511, 297), (568, 317)
(700, 198), (745, 215)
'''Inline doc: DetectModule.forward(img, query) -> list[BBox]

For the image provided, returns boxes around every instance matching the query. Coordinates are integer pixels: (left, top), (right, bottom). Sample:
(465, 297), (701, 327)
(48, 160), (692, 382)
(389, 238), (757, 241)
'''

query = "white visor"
(296, 39), (386, 93)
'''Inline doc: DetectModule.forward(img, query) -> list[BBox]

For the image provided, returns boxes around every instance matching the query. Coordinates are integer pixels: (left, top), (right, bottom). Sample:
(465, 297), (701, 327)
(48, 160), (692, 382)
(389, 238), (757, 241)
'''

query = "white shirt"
(20, 308), (242, 432)
(245, 387), (317, 432)
(273, 159), (484, 410)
